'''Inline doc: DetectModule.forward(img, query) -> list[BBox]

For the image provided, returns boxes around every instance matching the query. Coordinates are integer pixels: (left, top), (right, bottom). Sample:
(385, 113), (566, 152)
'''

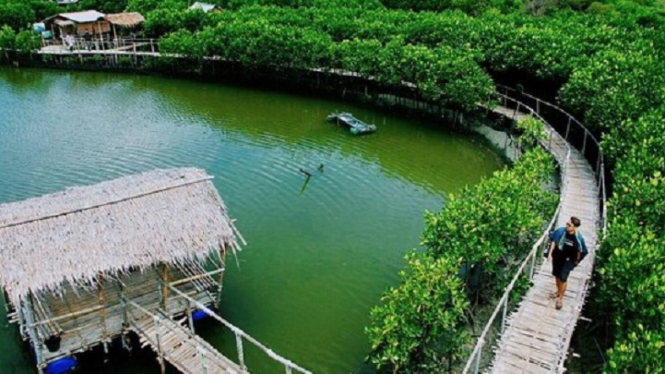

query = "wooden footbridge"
(464, 88), (607, 373)
(125, 284), (312, 374)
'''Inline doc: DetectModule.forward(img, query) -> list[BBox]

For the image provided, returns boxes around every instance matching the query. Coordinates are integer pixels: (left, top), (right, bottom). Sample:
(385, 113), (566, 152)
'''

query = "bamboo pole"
(28, 304), (104, 327)
(215, 245), (226, 309)
(169, 268), (224, 288)
(97, 273), (108, 344)
(23, 297), (44, 368)
(162, 264), (169, 314)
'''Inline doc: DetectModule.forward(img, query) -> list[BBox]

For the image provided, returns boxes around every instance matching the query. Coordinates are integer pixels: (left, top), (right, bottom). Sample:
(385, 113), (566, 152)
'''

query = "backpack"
(544, 227), (589, 261)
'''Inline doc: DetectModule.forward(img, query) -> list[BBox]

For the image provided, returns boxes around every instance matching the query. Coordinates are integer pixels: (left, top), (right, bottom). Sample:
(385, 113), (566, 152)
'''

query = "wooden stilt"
(215, 244), (226, 309)
(162, 264), (169, 314)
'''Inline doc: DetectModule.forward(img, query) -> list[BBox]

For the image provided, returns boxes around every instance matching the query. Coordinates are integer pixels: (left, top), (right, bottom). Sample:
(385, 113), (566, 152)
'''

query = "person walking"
(547, 216), (588, 310)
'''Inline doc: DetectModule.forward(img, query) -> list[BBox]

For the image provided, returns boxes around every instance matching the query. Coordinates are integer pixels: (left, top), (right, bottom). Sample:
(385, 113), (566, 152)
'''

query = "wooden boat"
(327, 112), (377, 135)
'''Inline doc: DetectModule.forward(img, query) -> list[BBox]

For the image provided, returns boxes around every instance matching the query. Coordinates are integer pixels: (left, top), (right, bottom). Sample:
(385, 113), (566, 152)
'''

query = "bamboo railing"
(462, 87), (608, 373)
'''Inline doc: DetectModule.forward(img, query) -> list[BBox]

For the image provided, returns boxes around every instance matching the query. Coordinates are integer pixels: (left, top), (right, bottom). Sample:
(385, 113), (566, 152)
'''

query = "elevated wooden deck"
(472, 94), (603, 373)
(24, 264), (217, 364)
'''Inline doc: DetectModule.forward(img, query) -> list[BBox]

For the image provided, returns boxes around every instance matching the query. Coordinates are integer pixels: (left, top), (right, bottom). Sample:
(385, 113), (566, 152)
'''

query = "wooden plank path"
(484, 103), (601, 373)
(125, 284), (313, 374)
(131, 309), (248, 374)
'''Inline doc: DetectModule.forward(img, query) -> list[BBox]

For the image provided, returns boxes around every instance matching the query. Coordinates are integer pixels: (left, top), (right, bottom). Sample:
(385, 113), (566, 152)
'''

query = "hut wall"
(33, 266), (220, 363)
(76, 22), (111, 36)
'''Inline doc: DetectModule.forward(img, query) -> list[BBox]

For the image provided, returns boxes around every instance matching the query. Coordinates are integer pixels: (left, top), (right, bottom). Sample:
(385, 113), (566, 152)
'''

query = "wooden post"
(501, 295), (508, 333)
(97, 273), (108, 350)
(582, 129), (588, 155)
(235, 332), (245, 368)
(565, 116), (572, 140)
(155, 316), (165, 374)
(161, 264), (169, 314)
(215, 245), (226, 309)
(186, 300), (195, 333)
(199, 345), (208, 374)
(473, 339), (483, 374)
(23, 297), (44, 368)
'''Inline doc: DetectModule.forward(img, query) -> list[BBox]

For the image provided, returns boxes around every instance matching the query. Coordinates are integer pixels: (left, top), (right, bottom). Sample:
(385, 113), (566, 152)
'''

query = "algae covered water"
(0, 68), (504, 374)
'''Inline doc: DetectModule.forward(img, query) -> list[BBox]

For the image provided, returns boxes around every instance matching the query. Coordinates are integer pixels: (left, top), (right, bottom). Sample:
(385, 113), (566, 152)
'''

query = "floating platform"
(327, 112), (377, 135)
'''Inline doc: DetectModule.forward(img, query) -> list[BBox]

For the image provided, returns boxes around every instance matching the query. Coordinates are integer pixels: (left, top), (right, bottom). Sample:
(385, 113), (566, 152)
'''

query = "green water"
(0, 68), (504, 374)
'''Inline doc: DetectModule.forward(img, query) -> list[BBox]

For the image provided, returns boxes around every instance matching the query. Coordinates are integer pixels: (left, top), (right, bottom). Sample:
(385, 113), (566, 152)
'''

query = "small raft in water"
(326, 112), (377, 135)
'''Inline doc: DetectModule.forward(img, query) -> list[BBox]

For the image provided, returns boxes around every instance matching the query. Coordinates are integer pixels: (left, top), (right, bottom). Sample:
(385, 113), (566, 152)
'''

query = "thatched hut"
(44, 10), (110, 39)
(105, 12), (145, 38)
(0, 168), (242, 374)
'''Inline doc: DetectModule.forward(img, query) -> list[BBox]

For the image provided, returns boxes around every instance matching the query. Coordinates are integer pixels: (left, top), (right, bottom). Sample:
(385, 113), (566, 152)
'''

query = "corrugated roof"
(105, 12), (145, 28)
(0, 168), (243, 306)
(58, 10), (106, 24)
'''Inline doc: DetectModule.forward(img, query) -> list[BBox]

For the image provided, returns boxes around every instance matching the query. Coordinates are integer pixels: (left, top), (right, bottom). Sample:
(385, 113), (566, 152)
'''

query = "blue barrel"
(191, 305), (216, 322)
(44, 356), (78, 374)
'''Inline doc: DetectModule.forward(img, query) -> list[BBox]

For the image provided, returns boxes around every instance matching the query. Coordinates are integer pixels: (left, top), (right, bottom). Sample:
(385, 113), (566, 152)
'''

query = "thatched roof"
(0, 168), (242, 305)
(105, 12), (145, 28)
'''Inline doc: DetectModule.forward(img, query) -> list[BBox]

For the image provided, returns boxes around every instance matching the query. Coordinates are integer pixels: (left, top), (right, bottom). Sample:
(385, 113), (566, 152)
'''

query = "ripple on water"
(0, 68), (503, 374)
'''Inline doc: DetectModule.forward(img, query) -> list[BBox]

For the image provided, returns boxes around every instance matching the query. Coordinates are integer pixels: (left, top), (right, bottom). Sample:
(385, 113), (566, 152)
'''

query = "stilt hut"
(105, 12), (145, 39)
(0, 168), (242, 374)
(44, 10), (110, 39)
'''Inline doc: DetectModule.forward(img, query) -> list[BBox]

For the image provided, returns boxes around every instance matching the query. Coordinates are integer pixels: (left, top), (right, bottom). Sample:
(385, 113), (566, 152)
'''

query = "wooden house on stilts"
(0, 168), (256, 374)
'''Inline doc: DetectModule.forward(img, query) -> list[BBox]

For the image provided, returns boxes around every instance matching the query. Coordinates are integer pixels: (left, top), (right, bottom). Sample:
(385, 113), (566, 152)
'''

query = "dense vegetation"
(366, 138), (556, 371)
(1, 0), (664, 372)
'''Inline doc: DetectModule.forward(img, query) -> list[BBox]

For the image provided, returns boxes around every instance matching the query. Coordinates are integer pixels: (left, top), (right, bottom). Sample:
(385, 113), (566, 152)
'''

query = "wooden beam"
(168, 268), (224, 288)
(28, 304), (104, 327)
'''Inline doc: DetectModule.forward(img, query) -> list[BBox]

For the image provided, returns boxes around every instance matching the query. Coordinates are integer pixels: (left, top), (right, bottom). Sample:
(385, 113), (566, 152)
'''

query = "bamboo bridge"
(125, 283), (311, 374)
(464, 88), (607, 373)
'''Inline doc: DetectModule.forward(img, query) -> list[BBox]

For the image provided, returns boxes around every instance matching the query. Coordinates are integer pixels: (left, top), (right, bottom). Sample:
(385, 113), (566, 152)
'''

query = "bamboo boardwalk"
(129, 301), (249, 374)
(481, 101), (601, 373)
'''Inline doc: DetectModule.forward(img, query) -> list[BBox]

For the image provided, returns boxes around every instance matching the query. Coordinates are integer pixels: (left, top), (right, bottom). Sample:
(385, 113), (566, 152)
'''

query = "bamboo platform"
(487, 105), (600, 373)
(32, 264), (217, 363)
(130, 305), (248, 374)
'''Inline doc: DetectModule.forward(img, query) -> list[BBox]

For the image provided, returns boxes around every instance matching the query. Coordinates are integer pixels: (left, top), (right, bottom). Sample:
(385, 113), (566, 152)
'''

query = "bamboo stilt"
(97, 273), (108, 344)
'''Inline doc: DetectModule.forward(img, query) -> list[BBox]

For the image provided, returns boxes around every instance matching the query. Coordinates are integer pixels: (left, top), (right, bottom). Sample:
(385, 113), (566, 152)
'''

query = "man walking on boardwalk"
(547, 216), (588, 310)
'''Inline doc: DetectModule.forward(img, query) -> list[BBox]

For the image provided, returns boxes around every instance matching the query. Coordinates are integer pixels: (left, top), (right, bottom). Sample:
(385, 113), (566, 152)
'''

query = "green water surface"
(0, 68), (504, 374)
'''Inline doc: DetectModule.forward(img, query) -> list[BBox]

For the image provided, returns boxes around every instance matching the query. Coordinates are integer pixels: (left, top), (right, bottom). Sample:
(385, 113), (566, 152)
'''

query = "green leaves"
(366, 252), (470, 372)
(368, 148), (556, 372)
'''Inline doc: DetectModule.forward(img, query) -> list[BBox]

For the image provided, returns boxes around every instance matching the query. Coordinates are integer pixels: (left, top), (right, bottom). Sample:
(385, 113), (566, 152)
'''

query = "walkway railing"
(462, 87), (607, 373)
(497, 85), (607, 229)
(41, 37), (158, 53)
(167, 284), (313, 374)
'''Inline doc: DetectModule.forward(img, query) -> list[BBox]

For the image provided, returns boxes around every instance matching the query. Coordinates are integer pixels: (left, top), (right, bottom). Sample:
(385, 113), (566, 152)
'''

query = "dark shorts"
(552, 252), (576, 282)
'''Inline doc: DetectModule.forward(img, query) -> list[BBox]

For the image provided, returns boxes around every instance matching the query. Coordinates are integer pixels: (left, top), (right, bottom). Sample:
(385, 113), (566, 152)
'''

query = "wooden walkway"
(484, 103), (601, 373)
(130, 306), (248, 374)
(125, 284), (313, 374)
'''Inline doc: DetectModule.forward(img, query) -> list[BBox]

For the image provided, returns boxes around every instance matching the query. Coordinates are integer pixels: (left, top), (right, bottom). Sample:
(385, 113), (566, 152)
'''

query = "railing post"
(582, 129), (588, 155)
(501, 295), (509, 333)
(285, 365), (293, 374)
(536, 99), (540, 114)
(473, 340), (484, 374)
(512, 103), (521, 122)
(186, 300), (195, 333)
(529, 250), (537, 280)
(155, 316), (165, 374)
(235, 331), (245, 368)
(565, 117), (572, 140)
(199, 345), (208, 374)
